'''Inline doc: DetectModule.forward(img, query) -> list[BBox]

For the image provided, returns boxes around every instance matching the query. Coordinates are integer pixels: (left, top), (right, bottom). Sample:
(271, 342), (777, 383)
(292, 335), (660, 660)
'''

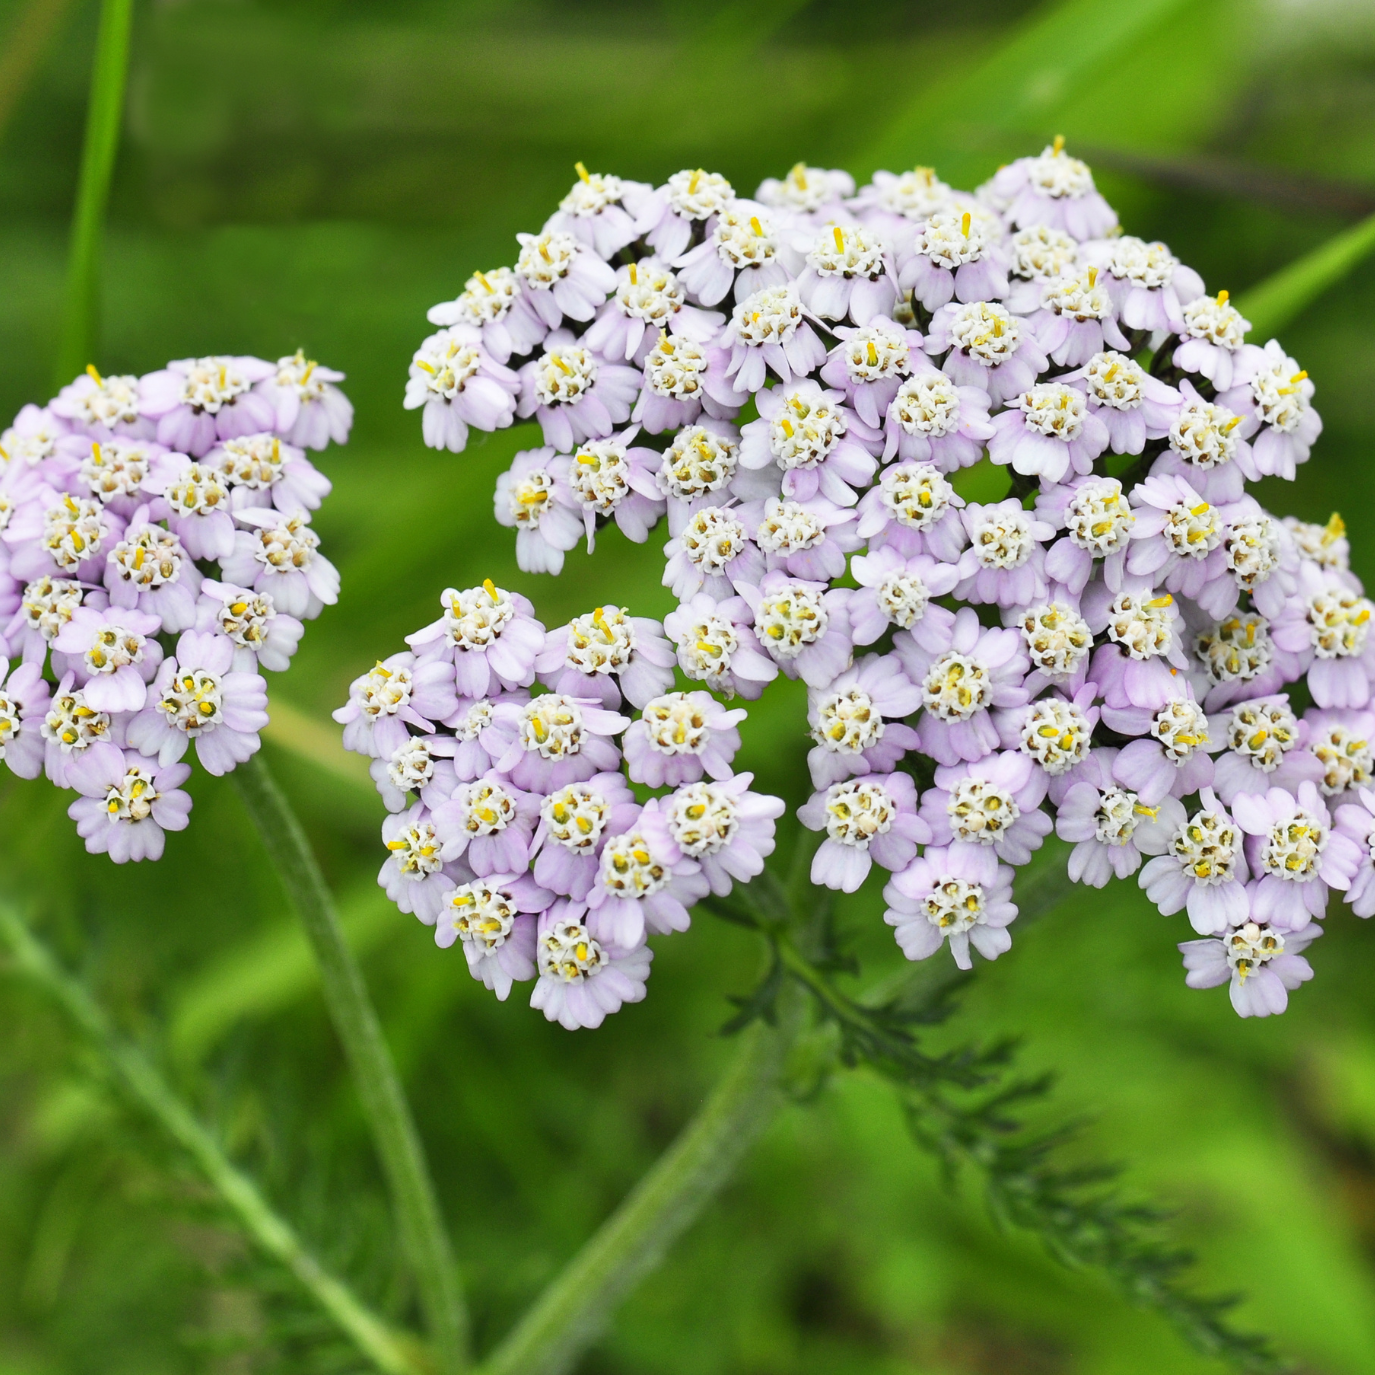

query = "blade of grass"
(478, 993), (802, 1375)
(1236, 209), (1375, 339)
(232, 753), (469, 1374)
(857, 0), (1197, 183)
(54, 0), (134, 386)
(169, 882), (398, 1065)
(264, 693), (375, 794)
(0, 901), (432, 1375)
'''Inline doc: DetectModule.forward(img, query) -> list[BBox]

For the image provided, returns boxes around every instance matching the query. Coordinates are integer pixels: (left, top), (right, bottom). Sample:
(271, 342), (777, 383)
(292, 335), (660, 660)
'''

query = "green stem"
(0, 903), (429, 1375)
(55, 0), (134, 387)
(231, 753), (468, 1374)
(479, 994), (802, 1375)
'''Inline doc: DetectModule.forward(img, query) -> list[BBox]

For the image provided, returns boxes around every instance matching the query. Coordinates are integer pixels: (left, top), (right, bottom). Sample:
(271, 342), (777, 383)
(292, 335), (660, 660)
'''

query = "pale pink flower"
(0, 657), (49, 780)
(125, 630), (268, 775)
(1234, 781), (1359, 930)
(919, 749), (1053, 866)
(518, 331), (640, 453)
(623, 691), (745, 788)
(51, 605), (162, 713)
(536, 606), (675, 709)
(583, 257), (722, 366)
(925, 301), (1047, 405)
(531, 773), (642, 901)
(798, 771), (928, 893)
(983, 143), (1117, 240)
(585, 801), (709, 948)
(794, 222), (898, 325)
(1139, 787), (1250, 934)
(542, 169), (656, 258)
(741, 380), (878, 508)
(663, 593), (779, 700)
(848, 548), (958, 646)
(1054, 747), (1183, 886)
(881, 369), (994, 471)
(1179, 921), (1319, 1018)
(494, 448), (584, 576)
(432, 772), (543, 878)
(805, 653), (921, 788)
(219, 509), (339, 620)
(737, 571), (854, 688)
(895, 606), (1029, 766)
(953, 500), (1054, 607)
(67, 743), (191, 863)
(436, 873), (553, 1000)
(883, 843), (1018, 970)
(511, 228), (618, 330)
(258, 350), (354, 450)
(1058, 350), (1180, 456)
(138, 356), (277, 457)
(1083, 234), (1204, 333)
(407, 583), (545, 698)
(530, 901), (653, 1030)
(405, 326), (520, 454)
(1215, 338), (1322, 480)
(673, 200), (791, 306)
(820, 318), (925, 428)
(660, 772), (784, 896)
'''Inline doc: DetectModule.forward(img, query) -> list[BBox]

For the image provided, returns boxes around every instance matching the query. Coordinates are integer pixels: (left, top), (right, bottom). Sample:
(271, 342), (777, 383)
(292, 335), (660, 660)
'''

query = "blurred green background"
(3, 0), (1375, 1371)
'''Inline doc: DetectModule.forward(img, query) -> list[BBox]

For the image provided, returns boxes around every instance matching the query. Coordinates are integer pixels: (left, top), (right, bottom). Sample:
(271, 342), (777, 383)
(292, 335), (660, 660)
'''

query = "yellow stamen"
(961, 211), (971, 237)
(475, 270), (494, 292)
(575, 161), (590, 183)
(1052, 134), (1065, 155)
(1324, 512), (1346, 543)
(1217, 289), (1229, 305)
(866, 341), (878, 366)
(689, 169), (701, 193)
(1088, 266), (1098, 287)
(1146, 593), (1174, 608)
(749, 216), (764, 237)
(833, 225), (845, 253)
(86, 363), (103, 386)
(483, 578), (498, 601)
(628, 263), (637, 286)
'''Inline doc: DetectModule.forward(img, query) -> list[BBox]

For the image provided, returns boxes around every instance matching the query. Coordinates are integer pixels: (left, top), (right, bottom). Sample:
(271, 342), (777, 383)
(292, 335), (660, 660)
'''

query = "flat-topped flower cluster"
(0, 351), (350, 860)
(336, 587), (783, 1028)
(399, 144), (1373, 1019)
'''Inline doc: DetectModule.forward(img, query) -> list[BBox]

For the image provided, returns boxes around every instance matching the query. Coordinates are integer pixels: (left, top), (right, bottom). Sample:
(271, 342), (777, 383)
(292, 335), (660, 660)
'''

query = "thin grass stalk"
(478, 985), (803, 1375)
(0, 902), (431, 1375)
(55, 0), (134, 386)
(231, 752), (469, 1373)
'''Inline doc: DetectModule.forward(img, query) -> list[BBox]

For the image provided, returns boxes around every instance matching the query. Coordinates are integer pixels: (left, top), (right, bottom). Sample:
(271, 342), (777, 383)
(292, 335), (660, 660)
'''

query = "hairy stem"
(0, 903), (429, 1375)
(231, 753), (468, 1373)
(479, 991), (803, 1375)
(55, 0), (134, 386)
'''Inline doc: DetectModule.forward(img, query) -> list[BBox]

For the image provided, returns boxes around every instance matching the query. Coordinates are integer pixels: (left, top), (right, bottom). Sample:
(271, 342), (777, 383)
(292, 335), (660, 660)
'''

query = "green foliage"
(4, 2), (1375, 1373)
(704, 849), (1284, 1371)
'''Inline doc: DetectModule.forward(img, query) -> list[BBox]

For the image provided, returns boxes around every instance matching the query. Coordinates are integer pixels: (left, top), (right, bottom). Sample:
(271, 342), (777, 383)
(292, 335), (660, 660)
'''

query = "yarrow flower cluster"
(402, 144), (1369, 1020)
(338, 584), (785, 1029)
(0, 352), (351, 860)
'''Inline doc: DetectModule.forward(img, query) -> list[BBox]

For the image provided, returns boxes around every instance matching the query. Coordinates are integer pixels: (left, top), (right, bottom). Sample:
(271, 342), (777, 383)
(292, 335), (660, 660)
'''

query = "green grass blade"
(857, 0), (1197, 181)
(0, 902), (432, 1375)
(54, 0), (134, 387)
(1237, 210), (1375, 339)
